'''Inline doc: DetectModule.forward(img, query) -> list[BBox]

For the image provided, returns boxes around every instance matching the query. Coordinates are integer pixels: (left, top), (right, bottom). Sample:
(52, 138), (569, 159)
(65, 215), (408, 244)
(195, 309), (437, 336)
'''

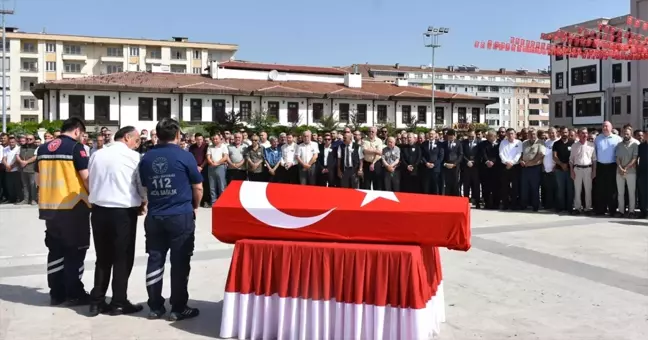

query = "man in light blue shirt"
(593, 121), (622, 215)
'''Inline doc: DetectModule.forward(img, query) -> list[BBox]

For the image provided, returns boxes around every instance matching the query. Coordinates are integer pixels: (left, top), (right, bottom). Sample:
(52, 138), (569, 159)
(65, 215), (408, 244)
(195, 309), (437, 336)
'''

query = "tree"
(346, 109), (363, 132)
(248, 110), (278, 133)
(288, 113), (303, 129)
(405, 115), (419, 131)
(206, 110), (242, 136)
(317, 114), (340, 132)
(378, 123), (396, 137)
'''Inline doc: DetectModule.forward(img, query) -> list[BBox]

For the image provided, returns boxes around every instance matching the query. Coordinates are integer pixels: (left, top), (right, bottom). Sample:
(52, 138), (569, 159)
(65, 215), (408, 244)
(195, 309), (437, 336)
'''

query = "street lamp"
(424, 26), (449, 127)
(0, 1), (14, 133)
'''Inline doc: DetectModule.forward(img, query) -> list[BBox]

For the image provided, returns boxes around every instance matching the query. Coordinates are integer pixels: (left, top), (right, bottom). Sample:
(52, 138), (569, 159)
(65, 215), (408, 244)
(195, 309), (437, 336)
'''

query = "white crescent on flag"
(239, 181), (335, 229)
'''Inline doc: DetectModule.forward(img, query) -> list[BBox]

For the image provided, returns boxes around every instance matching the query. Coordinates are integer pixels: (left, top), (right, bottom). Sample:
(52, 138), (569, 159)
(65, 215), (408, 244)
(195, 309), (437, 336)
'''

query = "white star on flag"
(356, 189), (400, 207)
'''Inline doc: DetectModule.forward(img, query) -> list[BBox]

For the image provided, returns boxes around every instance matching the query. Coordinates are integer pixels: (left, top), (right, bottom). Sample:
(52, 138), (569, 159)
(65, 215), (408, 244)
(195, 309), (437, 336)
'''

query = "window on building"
(287, 102), (299, 123)
(312, 102), (324, 122)
(401, 105), (412, 124)
(435, 107), (444, 125)
(627, 95), (632, 115)
(554, 101), (563, 118)
(192, 67), (202, 74)
(193, 50), (201, 59)
(376, 105), (387, 124)
(542, 98), (549, 104)
(267, 101), (279, 121)
(157, 98), (171, 120)
(571, 65), (597, 86)
(138, 97), (153, 121)
(63, 45), (82, 55)
(566, 100), (573, 117)
(106, 64), (122, 74)
(170, 65), (186, 73)
(436, 84), (445, 90)
(339, 103), (350, 122)
(477, 86), (487, 92)
(457, 107), (467, 124)
(239, 101), (251, 122)
(529, 98), (540, 104)
(190, 98), (202, 121)
(107, 47), (123, 57)
(612, 96), (621, 115)
(45, 61), (56, 72)
(148, 49), (162, 59)
(171, 49), (185, 60)
(94, 96), (110, 123)
(129, 47), (140, 56)
(21, 79), (35, 91)
(628, 62), (631, 82)
(529, 109), (540, 115)
(21, 115), (38, 123)
(555, 72), (564, 89)
(555, 55), (563, 61)
(212, 99), (225, 122)
(45, 43), (56, 53)
(416, 105), (427, 124)
(489, 86), (499, 92)
(22, 42), (35, 53)
(69, 95), (85, 119)
(22, 60), (37, 71)
(612, 63), (622, 83)
(356, 104), (367, 123)
(22, 97), (37, 110)
(63, 63), (82, 73)
(0, 41), (8, 52)
(575, 97), (602, 117)
(471, 107), (480, 123)
(529, 120), (540, 126)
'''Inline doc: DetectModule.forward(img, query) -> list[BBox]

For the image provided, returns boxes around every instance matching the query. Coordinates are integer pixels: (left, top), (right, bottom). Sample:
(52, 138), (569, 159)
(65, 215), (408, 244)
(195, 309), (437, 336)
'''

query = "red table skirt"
(220, 239), (445, 340)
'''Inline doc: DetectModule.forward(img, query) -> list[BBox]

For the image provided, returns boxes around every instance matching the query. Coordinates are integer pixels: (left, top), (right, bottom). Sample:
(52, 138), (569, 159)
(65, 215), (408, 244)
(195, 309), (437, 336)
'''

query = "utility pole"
(1, 0), (14, 133)
(424, 26), (449, 127)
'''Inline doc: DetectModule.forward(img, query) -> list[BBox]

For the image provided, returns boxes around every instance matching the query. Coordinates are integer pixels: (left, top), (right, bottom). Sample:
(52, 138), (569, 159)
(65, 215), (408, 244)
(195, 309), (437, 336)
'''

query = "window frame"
(239, 101), (252, 122)
(339, 103), (350, 123)
(190, 98), (203, 122)
(287, 102), (299, 123)
(138, 97), (154, 121)
(356, 104), (367, 123)
(471, 107), (480, 123)
(267, 101), (279, 121)
(312, 102), (324, 123)
(94, 95), (111, 123)
(612, 63), (622, 83)
(417, 105), (427, 124)
(554, 101), (563, 118)
(457, 107), (467, 124)
(68, 95), (85, 119)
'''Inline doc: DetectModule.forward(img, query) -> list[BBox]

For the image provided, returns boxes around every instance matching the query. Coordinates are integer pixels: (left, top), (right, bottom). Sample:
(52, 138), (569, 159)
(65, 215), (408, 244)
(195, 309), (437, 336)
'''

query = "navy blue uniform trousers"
(144, 213), (195, 311)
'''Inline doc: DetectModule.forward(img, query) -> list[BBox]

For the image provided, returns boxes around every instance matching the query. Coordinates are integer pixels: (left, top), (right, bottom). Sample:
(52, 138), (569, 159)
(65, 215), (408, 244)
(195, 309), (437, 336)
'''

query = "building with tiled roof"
(342, 63), (551, 129)
(31, 60), (496, 131)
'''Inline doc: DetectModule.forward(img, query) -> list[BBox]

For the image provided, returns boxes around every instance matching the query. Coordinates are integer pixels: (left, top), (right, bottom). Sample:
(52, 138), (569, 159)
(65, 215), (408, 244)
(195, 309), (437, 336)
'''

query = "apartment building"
(548, 16), (639, 128)
(0, 28), (238, 123)
(631, 0), (648, 128)
(350, 63), (551, 128)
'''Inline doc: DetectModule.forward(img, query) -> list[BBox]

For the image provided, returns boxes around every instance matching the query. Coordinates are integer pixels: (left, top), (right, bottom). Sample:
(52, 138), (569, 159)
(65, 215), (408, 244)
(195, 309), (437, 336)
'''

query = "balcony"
(100, 55), (124, 63)
(21, 43), (37, 54)
(20, 59), (38, 74)
(62, 53), (87, 61)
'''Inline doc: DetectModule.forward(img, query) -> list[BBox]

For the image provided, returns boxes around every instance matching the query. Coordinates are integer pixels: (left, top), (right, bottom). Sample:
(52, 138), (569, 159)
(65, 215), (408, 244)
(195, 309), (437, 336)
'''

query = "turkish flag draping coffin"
(212, 181), (471, 251)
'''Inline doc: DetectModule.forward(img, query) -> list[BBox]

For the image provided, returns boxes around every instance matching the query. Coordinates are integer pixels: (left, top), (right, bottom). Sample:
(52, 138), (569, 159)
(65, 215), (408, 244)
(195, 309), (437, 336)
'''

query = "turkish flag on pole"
(212, 181), (471, 251)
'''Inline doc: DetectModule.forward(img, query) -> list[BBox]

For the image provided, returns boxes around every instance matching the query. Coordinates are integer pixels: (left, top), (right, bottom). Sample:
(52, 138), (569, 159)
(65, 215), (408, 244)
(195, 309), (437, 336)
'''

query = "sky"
(6, 0), (629, 71)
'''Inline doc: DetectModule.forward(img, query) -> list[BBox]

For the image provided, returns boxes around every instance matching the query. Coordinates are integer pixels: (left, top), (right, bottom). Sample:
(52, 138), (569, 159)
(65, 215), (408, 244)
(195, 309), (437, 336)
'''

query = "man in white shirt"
(542, 127), (558, 210)
(2, 136), (22, 203)
(498, 128), (522, 210)
(87, 126), (146, 317)
(280, 133), (298, 184)
(296, 130), (319, 185)
(259, 131), (271, 148)
(206, 133), (229, 204)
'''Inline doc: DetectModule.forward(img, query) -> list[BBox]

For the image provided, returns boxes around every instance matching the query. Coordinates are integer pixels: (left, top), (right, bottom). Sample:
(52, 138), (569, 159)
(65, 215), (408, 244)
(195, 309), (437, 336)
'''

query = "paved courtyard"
(0, 205), (647, 340)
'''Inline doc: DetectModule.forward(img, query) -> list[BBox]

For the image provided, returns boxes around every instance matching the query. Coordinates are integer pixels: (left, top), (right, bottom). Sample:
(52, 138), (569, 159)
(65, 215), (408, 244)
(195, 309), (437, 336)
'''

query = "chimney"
(499, 68), (506, 74)
(395, 63), (400, 69)
(396, 78), (408, 87)
(447, 65), (454, 72)
(209, 60), (220, 79)
(344, 68), (362, 88)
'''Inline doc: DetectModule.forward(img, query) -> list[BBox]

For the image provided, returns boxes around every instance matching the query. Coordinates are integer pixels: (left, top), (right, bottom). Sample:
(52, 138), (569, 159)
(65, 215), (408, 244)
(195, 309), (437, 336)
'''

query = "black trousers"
(4, 171), (22, 203)
(0, 169), (6, 201)
(200, 168), (210, 205)
(542, 171), (556, 210)
(383, 170), (400, 192)
(317, 168), (336, 187)
(481, 166), (500, 208)
(443, 167), (460, 196)
(278, 166), (299, 184)
(421, 169), (441, 195)
(462, 166), (480, 203)
(594, 163), (618, 215)
(90, 206), (138, 306)
(144, 213), (195, 312)
(247, 172), (265, 182)
(638, 172), (648, 215)
(362, 161), (383, 190)
(45, 219), (88, 301)
(500, 165), (521, 209)
(226, 169), (247, 184)
(340, 167), (359, 188)
(402, 172), (420, 193)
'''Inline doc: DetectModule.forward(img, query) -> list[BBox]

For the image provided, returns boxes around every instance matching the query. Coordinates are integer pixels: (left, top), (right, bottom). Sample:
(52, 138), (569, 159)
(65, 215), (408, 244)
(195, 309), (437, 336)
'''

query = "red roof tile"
(219, 61), (347, 75)
(32, 72), (496, 105)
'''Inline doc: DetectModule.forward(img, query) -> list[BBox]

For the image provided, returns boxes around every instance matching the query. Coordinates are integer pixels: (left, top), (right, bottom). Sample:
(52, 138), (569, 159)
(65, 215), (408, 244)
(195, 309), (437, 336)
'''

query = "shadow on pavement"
(168, 299), (224, 338)
(0, 283), (51, 307)
(612, 220), (648, 227)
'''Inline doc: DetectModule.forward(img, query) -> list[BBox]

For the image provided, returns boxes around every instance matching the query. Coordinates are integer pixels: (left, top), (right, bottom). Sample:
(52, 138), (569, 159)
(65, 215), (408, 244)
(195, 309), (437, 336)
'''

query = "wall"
(214, 67), (344, 84)
(572, 93), (605, 125)
(121, 93), (182, 132)
(567, 58), (601, 95)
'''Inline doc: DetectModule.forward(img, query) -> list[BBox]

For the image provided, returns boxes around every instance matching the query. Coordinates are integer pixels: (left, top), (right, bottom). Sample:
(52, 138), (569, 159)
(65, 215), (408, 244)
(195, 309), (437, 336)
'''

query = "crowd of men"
(3, 120), (647, 218)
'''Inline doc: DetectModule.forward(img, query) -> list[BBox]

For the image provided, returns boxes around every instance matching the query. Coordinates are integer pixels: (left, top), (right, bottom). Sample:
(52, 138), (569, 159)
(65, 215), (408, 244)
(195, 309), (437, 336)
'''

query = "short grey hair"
(268, 136), (277, 142)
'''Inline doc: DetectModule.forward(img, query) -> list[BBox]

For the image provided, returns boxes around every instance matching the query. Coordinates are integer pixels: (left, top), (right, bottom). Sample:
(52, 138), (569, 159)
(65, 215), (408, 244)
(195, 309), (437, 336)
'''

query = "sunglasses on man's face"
(26, 138), (33, 141)
(325, 138), (331, 141)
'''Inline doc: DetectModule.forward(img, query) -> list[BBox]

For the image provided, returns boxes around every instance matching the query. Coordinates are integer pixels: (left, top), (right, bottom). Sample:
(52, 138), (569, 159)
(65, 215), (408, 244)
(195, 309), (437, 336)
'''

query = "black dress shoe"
(66, 292), (91, 306)
(50, 297), (66, 306)
(148, 306), (167, 319)
(110, 302), (144, 316)
(168, 306), (200, 321)
(89, 302), (111, 317)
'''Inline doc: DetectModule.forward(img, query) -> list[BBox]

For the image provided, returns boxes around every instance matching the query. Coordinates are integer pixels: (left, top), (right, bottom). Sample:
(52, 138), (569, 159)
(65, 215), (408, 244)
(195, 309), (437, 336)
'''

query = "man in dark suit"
(479, 130), (501, 209)
(461, 129), (481, 207)
(442, 129), (463, 196)
(400, 133), (422, 193)
(420, 131), (444, 194)
(317, 132), (337, 187)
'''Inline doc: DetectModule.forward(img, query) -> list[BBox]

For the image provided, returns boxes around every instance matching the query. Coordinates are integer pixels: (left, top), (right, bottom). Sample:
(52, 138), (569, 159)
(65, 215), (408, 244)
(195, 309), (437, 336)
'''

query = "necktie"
(429, 142), (432, 151)
(347, 146), (351, 168)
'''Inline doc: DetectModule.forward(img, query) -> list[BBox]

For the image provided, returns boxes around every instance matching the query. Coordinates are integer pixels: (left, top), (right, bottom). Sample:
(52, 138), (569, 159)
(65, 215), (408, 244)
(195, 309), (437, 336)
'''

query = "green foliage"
(378, 123), (396, 137)
(414, 126), (431, 134)
(316, 115), (340, 132)
(5, 120), (63, 135)
(248, 110), (278, 134)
